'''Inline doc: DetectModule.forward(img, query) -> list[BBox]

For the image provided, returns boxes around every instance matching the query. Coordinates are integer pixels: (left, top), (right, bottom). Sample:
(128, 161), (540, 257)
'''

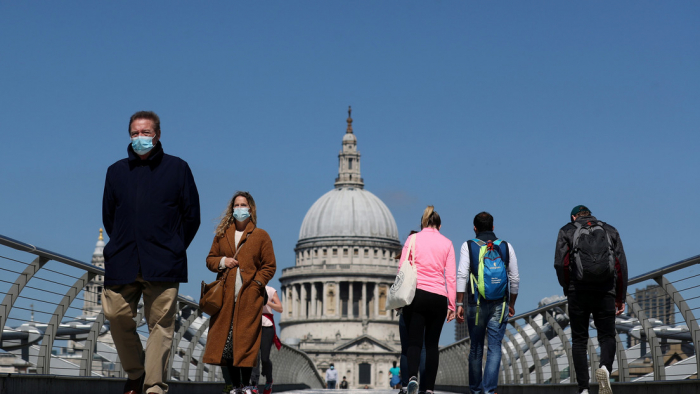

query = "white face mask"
(233, 207), (250, 222)
(131, 136), (154, 155)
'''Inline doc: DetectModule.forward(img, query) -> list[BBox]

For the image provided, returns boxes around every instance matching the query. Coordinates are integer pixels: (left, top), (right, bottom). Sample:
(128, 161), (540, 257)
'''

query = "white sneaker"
(596, 367), (612, 394)
(579, 390), (589, 394)
(407, 377), (418, 394)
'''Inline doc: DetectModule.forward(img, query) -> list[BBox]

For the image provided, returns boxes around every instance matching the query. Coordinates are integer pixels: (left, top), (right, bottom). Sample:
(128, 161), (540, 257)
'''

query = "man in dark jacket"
(554, 205), (628, 394)
(102, 111), (200, 394)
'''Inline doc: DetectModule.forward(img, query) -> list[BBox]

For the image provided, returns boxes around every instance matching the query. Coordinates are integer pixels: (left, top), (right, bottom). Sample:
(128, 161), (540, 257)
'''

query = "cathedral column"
(279, 286), (285, 315)
(300, 283), (308, 318)
(361, 282), (367, 318)
(348, 281), (354, 318)
(292, 284), (299, 318)
(335, 281), (341, 317)
(311, 282), (318, 317)
(322, 282), (328, 316)
(373, 282), (379, 317)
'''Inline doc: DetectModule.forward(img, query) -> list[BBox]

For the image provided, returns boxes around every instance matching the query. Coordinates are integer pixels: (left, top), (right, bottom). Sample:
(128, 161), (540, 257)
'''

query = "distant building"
(81, 228), (116, 349)
(632, 284), (675, 325)
(83, 229), (105, 317)
(0, 353), (32, 373)
(628, 284), (675, 347)
(279, 108), (402, 389)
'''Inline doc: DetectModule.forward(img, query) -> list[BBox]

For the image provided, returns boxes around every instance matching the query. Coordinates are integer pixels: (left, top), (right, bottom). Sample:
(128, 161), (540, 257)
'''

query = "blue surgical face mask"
(131, 136), (155, 156)
(233, 207), (250, 222)
(330, 366), (334, 370)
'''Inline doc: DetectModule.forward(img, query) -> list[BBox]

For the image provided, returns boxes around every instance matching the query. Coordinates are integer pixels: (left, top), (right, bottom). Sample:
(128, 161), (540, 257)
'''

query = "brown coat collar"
(223, 220), (256, 256)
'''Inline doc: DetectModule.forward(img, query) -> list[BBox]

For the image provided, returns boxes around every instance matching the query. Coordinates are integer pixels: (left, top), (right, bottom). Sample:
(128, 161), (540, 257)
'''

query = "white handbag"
(386, 234), (417, 310)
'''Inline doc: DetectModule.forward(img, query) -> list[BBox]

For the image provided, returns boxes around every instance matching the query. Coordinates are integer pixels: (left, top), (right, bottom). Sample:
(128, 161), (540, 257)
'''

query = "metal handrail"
(437, 253), (700, 387)
(0, 234), (198, 309)
(504, 253), (700, 323)
(0, 232), (324, 387)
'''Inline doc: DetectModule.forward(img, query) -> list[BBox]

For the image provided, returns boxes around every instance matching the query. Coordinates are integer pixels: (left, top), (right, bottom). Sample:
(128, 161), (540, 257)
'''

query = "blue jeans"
(467, 301), (508, 394)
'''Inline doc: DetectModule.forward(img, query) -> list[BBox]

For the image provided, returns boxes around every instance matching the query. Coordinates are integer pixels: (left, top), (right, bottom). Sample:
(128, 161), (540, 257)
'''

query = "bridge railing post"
(36, 272), (94, 374)
(511, 320), (543, 383)
(626, 292), (665, 380)
(0, 256), (49, 345)
(654, 274), (700, 378)
(528, 314), (559, 383)
(79, 310), (106, 376)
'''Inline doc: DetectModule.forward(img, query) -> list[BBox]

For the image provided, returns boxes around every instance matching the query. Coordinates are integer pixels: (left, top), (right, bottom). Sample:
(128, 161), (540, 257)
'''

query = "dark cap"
(570, 205), (590, 217)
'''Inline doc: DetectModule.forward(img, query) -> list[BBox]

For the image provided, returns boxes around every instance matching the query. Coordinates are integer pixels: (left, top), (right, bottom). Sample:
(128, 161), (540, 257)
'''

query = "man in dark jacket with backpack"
(554, 205), (628, 394)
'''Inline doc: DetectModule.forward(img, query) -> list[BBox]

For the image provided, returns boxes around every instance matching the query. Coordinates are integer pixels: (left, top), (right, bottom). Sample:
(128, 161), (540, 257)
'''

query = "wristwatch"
(455, 302), (464, 307)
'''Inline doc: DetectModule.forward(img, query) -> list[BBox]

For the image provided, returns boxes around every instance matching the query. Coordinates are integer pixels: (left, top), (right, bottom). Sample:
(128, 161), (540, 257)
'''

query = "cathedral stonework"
(279, 108), (402, 389)
(83, 229), (105, 316)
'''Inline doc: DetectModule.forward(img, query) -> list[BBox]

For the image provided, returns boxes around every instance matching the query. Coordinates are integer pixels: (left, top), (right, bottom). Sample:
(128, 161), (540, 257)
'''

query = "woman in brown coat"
(203, 191), (276, 391)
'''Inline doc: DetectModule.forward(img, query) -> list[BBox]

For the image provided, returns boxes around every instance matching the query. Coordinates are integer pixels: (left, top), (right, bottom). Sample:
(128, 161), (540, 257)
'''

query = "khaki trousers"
(103, 274), (179, 394)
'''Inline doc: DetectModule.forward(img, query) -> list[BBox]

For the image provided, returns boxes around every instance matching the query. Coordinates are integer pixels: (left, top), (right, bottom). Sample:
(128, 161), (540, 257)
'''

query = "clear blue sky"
(1, 2), (699, 345)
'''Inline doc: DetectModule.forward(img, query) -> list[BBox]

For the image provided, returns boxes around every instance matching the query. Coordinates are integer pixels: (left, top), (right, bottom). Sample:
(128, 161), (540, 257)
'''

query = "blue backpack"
(469, 239), (510, 322)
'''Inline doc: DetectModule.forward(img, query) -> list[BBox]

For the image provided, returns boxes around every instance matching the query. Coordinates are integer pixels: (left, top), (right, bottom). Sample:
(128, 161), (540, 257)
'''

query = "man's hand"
(224, 257), (239, 269)
(446, 309), (456, 322)
(456, 306), (465, 324)
(508, 305), (515, 317)
(615, 301), (625, 316)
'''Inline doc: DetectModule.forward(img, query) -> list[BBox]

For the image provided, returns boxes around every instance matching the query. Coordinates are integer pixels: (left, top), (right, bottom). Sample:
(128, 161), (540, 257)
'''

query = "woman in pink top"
(400, 206), (456, 394)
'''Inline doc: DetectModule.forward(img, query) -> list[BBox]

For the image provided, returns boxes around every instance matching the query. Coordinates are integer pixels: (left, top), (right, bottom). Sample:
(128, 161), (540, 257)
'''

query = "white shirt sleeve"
(456, 242), (471, 293)
(218, 256), (226, 270)
(507, 243), (520, 295)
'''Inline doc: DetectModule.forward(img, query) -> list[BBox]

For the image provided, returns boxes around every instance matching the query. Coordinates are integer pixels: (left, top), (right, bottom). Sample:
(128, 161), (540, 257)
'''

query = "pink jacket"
(398, 228), (456, 311)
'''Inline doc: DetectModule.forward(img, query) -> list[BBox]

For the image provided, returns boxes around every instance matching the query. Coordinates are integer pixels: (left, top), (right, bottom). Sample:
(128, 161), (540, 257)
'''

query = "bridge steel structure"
(1, 232), (699, 392)
(436, 254), (700, 391)
(0, 234), (324, 389)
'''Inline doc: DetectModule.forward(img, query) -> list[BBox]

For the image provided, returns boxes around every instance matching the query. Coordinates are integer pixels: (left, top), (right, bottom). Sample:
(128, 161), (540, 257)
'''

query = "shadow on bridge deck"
(436, 382), (700, 394)
(0, 374), (311, 394)
(2, 374), (700, 394)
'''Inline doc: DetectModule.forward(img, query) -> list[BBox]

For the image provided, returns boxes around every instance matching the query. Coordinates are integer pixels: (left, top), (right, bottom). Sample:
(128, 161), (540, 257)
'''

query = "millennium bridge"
(0, 234), (698, 394)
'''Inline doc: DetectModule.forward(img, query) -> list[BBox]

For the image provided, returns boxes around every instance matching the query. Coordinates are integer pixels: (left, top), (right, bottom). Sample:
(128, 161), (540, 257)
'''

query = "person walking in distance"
(554, 205), (628, 394)
(258, 285), (283, 394)
(102, 111), (201, 394)
(389, 361), (401, 389)
(456, 212), (519, 394)
(339, 376), (349, 389)
(402, 206), (456, 394)
(325, 363), (338, 389)
(203, 191), (277, 394)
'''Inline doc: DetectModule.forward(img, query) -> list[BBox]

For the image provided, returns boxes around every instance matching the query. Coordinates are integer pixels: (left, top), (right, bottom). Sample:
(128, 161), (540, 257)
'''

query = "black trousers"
(401, 289), (448, 391)
(251, 326), (275, 384)
(224, 359), (252, 388)
(260, 326), (274, 381)
(568, 291), (617, 390)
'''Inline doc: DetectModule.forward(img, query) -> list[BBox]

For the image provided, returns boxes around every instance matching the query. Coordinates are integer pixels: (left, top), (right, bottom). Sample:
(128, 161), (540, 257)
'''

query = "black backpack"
(571, 221), (615, 283)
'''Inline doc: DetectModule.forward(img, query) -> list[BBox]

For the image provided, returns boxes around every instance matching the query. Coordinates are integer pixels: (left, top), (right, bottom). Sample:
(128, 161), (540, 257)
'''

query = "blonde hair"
(421, 205), (441, 229)
(215, 191), (257, 237)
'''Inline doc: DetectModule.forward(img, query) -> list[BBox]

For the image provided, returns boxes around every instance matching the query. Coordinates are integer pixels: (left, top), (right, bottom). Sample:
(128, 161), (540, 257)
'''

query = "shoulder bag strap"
(407, 234), (417, 266)
(222, 228), (255, 282)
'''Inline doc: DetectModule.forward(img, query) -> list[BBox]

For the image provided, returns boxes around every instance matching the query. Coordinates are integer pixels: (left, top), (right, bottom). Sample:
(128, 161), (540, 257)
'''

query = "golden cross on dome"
(346, 106), (353, 133)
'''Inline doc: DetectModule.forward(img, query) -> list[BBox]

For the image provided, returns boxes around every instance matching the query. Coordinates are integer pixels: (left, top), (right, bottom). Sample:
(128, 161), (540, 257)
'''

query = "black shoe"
(123, 373), (145, 394)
